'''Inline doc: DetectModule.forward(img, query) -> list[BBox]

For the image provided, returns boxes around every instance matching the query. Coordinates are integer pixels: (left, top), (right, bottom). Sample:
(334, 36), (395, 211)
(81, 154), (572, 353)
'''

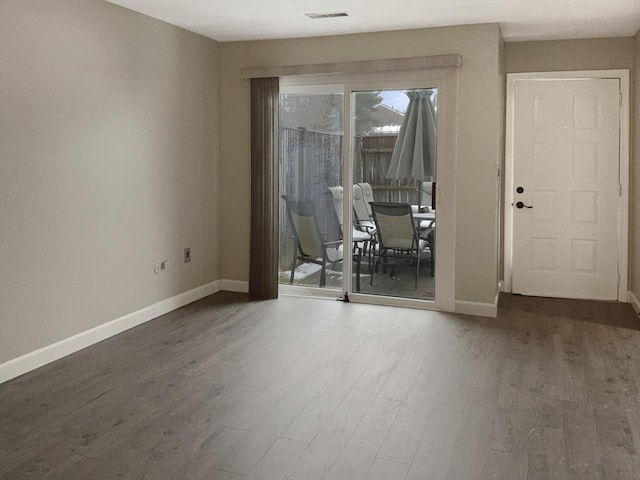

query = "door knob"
(516, 201), (533, 209)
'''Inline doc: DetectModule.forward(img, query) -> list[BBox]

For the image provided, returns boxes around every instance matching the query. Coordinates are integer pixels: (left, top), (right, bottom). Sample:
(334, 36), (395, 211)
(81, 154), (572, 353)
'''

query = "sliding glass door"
(351, 89), (437, 301)
(277, 70), (455, 310)
(278, 90), (345, 292)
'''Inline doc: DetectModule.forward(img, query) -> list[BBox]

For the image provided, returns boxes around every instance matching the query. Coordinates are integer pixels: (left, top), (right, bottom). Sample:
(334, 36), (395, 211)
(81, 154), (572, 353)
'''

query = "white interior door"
(511, 78), (621, 300)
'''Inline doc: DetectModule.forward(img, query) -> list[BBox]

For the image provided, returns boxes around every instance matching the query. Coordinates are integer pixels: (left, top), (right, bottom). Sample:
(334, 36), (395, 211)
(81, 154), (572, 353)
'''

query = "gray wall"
(219, 24), (505, 307)
(0, 0), (221, 363)
(504, 37), (637, 298)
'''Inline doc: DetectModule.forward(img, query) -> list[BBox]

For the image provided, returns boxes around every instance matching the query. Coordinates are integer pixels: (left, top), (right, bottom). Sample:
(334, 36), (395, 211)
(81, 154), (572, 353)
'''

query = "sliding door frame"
(279, 67), (458, 312)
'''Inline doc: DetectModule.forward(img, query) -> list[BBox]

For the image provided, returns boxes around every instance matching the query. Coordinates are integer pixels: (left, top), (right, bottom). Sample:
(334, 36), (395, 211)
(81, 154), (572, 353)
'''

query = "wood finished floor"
(1, 293), (639, 480)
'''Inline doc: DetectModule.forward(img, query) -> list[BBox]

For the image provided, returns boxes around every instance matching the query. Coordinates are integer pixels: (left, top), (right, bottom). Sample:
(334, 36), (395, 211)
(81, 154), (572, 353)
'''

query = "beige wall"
(505, 37), (638, 299)
(0, 0), (221, 363)
(633, 30), (640, 301)
(219, 24), (504, 305)
(505, 37), (634, 73)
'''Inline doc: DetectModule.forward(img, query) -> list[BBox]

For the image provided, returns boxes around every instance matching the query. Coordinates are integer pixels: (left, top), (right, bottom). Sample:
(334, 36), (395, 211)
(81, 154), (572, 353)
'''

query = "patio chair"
(328, 186), (375, 270)
(352, 183), (376, 232)
(420, 181), (434, 211)
(327, 186), (373, 244)
(369, 202), (432, 288)
(406, 182), (435, 242)
(282, 195), (360, 290)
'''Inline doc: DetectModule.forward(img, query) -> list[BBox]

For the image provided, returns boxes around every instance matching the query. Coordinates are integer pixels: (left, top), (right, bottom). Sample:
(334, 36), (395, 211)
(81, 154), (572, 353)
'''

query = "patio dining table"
(413, 211), (436, 222)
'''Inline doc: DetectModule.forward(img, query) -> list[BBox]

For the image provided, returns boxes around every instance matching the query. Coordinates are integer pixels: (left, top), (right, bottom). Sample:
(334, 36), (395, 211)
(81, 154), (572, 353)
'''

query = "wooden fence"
(358, 135), (422, 204)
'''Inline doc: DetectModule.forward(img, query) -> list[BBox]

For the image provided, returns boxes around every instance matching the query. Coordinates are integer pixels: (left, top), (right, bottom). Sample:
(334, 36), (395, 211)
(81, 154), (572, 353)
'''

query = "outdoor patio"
(279, 256), (435, 301)
(278, 89), (437, 303)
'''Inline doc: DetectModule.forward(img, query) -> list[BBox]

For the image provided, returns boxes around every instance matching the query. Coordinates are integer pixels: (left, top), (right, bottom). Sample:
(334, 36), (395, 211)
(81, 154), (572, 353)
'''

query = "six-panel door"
(512, 78), (620, 300)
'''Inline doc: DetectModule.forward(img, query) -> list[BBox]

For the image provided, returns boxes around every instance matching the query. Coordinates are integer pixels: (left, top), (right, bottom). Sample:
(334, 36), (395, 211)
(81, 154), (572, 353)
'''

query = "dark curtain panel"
(249, 77), (279, 299)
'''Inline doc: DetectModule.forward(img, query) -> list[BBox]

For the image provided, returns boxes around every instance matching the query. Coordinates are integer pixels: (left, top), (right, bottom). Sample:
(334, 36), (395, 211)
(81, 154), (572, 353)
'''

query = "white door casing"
(279, 67), (458, 312)
(507, 76), (625, 301)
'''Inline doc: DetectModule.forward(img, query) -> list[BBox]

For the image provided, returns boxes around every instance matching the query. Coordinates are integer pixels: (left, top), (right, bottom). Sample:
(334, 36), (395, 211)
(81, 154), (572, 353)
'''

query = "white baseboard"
(454, 291), (499, 318)
(0, 279), (248, 384)
(629, 290), (640, 317)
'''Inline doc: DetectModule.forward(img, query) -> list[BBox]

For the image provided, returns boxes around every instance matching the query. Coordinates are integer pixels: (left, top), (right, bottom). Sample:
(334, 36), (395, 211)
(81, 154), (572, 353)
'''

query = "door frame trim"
(503, 70), (630, 302)
(279, 67), (458, 312)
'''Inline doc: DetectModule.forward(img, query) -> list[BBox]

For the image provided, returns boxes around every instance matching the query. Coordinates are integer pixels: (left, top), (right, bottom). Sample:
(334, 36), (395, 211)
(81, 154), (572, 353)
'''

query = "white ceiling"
(106, 0), (640, 43)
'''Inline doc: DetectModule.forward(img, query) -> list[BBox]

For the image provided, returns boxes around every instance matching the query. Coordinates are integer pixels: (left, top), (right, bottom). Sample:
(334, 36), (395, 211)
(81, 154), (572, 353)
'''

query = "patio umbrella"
(386, 90), (436, 208)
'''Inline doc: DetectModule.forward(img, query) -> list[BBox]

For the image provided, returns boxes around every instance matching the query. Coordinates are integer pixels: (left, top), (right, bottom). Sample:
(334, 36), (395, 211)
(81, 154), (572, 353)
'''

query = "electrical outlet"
(184, 247), (191, 263)
(161, 260), (169, 270)
(154, 264), (161, 274)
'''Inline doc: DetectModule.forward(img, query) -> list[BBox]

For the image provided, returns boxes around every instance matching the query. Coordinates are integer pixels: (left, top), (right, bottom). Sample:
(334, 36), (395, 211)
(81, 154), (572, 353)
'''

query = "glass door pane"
(352, 89), (437, 300)
(278, 92), (345, 290)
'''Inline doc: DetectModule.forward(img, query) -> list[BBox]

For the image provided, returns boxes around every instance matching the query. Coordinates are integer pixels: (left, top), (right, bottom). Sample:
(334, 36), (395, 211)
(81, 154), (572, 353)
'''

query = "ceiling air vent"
(305, 12), (349, 19)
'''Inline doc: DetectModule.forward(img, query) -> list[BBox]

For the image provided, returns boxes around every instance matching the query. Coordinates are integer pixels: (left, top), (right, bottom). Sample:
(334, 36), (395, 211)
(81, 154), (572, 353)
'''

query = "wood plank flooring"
(0, 292), (638, 479)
